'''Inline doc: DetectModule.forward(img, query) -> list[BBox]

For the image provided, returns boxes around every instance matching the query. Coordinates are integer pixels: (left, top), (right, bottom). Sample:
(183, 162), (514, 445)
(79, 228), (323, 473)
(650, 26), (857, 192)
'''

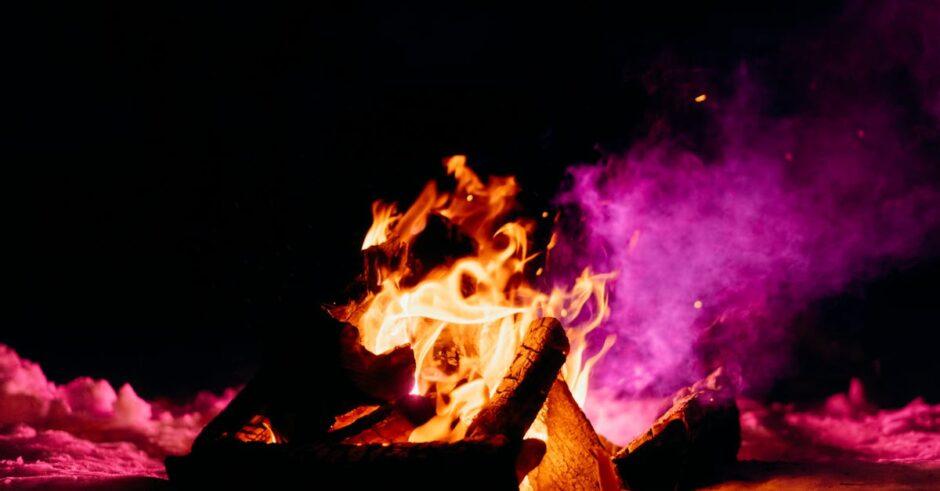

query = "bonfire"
(166, 156), (740, 490)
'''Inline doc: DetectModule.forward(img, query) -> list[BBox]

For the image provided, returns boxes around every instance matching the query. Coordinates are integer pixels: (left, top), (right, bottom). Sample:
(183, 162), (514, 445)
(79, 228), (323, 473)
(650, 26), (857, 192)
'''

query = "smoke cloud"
(555, 1), (940, 398)
(0, 344), (235, 484)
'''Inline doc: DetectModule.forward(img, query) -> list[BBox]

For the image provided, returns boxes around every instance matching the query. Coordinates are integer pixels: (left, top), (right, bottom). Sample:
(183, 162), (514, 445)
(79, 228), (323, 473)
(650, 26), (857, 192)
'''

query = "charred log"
(192, 318), (415, 450)
(326, 404), (395, 442)
(167, 438), (521, 490)
(329, 395), (435, 445)
(612, 368), (741, 490)
(338, 408), (416, 445)
(181, 317), (567, 487)
(358, 214), (475, 294)
(467, 317), (570, 441)
(337, 323), (416, 402)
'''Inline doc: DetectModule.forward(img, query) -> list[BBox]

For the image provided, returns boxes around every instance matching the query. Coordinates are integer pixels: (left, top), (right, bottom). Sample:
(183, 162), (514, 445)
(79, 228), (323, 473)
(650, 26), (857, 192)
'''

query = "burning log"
(337, 323), (416, 403)
(329, 396), (436, 444)
(166, 438), (522, 489)
(337, 407), (414, 444)
(169, 317), (568, 489)
(359, 214), (475, 294)
(467, 317), (570, 441)
(191, 318), (415, 450)
(612, 368), (741, 490)
(526, 380), (622, 490)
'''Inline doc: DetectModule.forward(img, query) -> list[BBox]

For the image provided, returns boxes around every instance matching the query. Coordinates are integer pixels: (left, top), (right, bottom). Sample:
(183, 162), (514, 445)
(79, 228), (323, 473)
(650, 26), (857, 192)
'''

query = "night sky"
(6, 1), (938, 404)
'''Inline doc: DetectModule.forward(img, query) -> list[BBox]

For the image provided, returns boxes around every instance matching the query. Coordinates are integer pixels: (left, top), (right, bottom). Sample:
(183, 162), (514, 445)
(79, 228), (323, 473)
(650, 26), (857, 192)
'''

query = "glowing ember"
(343, 155), (615, 442)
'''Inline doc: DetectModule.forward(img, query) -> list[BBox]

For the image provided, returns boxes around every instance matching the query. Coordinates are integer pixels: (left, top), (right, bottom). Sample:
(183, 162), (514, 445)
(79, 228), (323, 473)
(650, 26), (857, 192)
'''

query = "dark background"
(5, 1), (938, 405)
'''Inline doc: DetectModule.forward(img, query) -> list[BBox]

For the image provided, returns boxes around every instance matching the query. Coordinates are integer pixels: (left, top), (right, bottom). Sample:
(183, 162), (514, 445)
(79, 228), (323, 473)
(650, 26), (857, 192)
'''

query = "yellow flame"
(262, 421), (278, 444)
(362, 201), (398, 250)
(349, 155), (614, 442)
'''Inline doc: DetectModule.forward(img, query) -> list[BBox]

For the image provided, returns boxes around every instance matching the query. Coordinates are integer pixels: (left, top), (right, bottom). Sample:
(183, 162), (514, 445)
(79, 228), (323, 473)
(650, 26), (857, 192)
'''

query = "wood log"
(337, 323), (416, 402)
(467, 317), (570, 441)
(357, 214), (475, 294)
(327, 405), (395, 442)
(402, 214), (475, 288)
(167, 437), (521, 490)
(526, 380), (621, 491)
(339, 409), (415, 445)
(612, 368), (741, 490)
(192, 320), (415, 450)
(181, 316), (565, 487)
(331, 395), (436, 444)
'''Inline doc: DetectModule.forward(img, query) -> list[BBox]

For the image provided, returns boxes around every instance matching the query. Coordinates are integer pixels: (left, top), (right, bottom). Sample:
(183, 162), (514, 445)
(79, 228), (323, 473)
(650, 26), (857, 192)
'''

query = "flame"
(347, 155), (614, 442)
(362, 201), (398, 250)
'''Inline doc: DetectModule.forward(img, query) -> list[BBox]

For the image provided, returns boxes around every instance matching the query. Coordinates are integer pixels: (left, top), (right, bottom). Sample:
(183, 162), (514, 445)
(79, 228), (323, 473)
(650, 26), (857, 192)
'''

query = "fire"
(345, 155), (614, 443)
(361, 201), (398, 250)
(234, 415), (279, 444)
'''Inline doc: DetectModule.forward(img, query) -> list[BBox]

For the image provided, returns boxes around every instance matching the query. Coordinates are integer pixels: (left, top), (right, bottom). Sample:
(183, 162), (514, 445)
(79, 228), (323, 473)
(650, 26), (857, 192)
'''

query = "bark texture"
(526, 380), (621, 491)
(467, 317), (570, 441)
(612, 368), (741, 490)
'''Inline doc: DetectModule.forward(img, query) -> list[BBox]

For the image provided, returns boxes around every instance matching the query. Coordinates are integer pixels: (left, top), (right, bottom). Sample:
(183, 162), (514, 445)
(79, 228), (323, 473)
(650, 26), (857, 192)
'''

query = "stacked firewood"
(167, 317), (566, 489)
(167, 310), (739, 490)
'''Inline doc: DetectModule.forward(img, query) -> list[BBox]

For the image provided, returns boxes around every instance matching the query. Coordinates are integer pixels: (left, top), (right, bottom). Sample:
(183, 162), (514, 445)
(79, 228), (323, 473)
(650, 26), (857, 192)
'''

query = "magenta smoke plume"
(553, 1), (940, 398)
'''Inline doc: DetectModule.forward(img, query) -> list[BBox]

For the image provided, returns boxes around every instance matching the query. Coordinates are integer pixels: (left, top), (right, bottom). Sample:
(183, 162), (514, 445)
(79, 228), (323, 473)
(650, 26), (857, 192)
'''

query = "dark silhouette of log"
(356, 214), (475, 294)
(166, 438), (521, 490)
(467, 317), (570, 441)
(176, 317), (567, 488)
(526, 380), (621, 490)
(337, 323), (416, 402)
(192, 319), (415, 450)
(612, 368), (741, 490)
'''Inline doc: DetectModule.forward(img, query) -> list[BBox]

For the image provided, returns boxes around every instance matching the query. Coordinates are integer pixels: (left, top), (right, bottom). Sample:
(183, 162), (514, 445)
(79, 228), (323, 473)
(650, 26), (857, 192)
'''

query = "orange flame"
(362, 201), (398, 250)
(349, 156), (614, 443)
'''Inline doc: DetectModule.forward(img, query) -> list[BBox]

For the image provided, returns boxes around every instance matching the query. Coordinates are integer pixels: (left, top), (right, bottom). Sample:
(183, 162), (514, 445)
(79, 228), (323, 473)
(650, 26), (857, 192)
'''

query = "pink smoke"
(0, 344), (235, 485)
(739, 378), (940, 465)
(554, 1), (940, 397)
(588, 377), (940, 466)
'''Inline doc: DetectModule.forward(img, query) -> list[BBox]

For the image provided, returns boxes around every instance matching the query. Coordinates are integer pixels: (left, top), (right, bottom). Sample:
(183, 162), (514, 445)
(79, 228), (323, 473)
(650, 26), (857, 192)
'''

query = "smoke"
(555, 1), (940, 398)
(587, 376), (940, 460)
(739, 377), (940, 464)
(0, 344), (235, 483)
